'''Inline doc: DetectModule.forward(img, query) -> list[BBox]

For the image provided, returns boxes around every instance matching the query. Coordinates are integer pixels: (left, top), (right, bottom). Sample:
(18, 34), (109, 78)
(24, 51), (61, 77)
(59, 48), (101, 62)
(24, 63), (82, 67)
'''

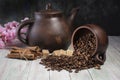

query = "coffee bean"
(40, 32), (101, 73)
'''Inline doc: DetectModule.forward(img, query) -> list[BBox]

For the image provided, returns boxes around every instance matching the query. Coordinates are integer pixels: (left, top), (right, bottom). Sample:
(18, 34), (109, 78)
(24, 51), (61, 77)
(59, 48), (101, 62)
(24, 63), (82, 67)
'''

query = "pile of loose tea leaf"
(40, 32), (100, 73)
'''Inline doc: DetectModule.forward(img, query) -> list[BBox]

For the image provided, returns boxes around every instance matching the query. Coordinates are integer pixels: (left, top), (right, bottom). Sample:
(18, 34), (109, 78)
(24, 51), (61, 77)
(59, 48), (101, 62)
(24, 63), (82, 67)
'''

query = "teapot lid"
(35, 3), (62, 15)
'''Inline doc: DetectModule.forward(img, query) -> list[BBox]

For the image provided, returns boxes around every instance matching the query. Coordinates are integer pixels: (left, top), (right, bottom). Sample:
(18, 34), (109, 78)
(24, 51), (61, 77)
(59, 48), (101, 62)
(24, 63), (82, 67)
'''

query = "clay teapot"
(17, 3), (79, 52)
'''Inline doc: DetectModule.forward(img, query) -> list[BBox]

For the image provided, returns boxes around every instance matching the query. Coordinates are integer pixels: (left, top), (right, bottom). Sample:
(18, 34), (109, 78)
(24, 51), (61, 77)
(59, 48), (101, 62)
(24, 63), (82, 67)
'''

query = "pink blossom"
(11, 21), (19, 27)
(4, 22), (12, 30)
(0, 17), (29, 48)
(0, 38), (5, 48)
(10, 28), (17, 38)
(0, 25), (5, 33)
(4, 21), (19, 30)
(1, 31), (8, 43)
(1, 29), (16, 43)
(21, 28), (27, 33)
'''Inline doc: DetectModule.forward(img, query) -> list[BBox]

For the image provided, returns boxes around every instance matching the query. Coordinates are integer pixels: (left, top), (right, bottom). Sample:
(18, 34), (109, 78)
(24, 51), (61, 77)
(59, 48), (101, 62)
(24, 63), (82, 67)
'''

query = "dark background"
(0, 0), (120, 35)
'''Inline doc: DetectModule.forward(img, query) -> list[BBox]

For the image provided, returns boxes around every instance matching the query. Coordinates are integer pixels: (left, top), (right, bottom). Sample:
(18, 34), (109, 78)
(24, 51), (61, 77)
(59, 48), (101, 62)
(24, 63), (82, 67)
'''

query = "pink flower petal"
(4, 21), (19, 30)
(0, 39), (5, 48)
(0, 18), (29, 48)
(0, 25), (5, 33)
(11, 21), (19, 27)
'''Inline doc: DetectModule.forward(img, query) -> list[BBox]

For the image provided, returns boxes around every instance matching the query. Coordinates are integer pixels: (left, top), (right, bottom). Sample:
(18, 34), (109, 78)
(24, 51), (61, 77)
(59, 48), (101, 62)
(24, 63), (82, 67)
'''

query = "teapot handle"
(17, 20), (34, 45)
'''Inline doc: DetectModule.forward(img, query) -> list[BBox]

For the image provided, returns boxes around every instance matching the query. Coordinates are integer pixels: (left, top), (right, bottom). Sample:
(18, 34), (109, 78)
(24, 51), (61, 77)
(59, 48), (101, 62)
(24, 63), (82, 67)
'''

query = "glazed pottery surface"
(71, 24), (108, 64)
(17, 3), (79, 52)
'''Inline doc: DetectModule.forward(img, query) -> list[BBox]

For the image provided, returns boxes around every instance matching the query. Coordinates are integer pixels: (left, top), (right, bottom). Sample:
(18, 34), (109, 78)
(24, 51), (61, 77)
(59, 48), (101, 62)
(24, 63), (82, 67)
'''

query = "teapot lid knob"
(46, 3), (52, 10)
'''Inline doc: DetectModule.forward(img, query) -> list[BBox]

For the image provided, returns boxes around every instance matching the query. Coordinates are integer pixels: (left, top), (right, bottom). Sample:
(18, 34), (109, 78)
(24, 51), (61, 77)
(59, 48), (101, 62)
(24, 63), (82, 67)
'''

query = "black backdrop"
(0, 0), (120, 35)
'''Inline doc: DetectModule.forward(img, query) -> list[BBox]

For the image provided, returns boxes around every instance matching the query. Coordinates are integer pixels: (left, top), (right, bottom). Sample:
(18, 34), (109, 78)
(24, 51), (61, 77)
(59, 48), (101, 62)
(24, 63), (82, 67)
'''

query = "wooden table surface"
(0, 36), (120, 80)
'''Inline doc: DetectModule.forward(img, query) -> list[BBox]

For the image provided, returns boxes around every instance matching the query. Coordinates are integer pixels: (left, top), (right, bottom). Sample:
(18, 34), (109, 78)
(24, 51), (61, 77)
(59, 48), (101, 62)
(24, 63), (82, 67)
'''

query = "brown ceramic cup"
(71, 24), (108, 65)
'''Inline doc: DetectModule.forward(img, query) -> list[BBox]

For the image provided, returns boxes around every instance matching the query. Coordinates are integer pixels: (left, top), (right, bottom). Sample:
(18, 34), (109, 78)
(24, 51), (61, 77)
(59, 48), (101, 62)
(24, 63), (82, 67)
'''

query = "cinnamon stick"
(27, 46), (41, 51)
(7, 53), (35, 60)
(7, 46), (43, 60)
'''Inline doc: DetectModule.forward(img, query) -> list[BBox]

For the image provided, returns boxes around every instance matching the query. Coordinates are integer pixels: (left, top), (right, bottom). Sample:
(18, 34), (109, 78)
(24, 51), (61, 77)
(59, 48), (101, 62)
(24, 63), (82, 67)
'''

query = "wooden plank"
(88, 43), (120, 80)
(0, 49), (9, 58)
(0, 59), (32, 80)
(109, 36), (120, 51)
(114, 36), (120, 43)
(0, 49), (9, 80)
(0, 48), (92, 80)
(0, 58), (8, 80)
(70, 70), (93, 80)
(50, 70), (70, 80)
(28, 59), (49, 80)
(0, 49), (32, 80)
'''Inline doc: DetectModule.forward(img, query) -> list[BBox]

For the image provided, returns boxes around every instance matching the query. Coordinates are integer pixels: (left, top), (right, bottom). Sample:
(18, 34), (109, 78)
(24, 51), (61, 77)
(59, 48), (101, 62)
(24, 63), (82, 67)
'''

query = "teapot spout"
(68, 7), (80, 26)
